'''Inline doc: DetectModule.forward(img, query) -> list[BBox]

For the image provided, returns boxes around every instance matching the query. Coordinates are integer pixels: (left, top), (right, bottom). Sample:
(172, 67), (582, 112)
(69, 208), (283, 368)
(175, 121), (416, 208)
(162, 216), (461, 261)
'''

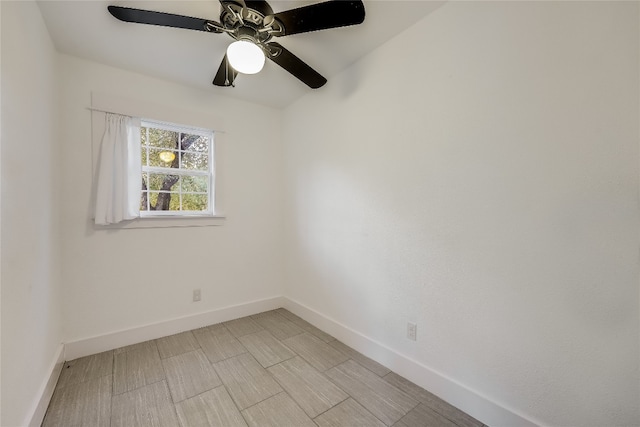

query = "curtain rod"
(86, 107), (226, 134)
(86, 107), (124, 115)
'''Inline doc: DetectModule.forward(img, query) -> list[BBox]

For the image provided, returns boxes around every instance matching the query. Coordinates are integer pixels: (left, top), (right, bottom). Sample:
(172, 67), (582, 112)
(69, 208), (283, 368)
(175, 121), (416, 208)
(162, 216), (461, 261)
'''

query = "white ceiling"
(37, 0), (444, 108)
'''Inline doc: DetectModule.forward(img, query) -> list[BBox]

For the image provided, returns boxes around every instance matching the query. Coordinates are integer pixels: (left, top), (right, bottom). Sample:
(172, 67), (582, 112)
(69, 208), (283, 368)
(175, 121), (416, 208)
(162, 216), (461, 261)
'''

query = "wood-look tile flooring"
(43, 309), (487, 427)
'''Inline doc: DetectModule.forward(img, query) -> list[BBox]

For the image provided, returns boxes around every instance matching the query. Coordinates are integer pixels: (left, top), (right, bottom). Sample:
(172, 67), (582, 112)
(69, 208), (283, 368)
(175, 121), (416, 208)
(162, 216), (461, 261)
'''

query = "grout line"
(45, 310), (481, 427)
(310, 395), (350, 421)
(240, 390), (288, 413)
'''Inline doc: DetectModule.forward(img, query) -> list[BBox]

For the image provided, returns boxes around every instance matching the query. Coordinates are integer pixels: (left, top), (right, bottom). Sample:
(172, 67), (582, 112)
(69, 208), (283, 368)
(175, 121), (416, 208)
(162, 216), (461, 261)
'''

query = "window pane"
(169, 194), (181, 211)
(183, 135), (210, 153)
(148, 192), (180, 211)
(141, 127), (147, 145)
(147, 128), (178, 149)
(139, 121), (214, 218)
(148, 174), (180, 192)
(148, 192), (159, 209)
(181, 175), (208, 193)
(148, 148), (178, 168)
(182, 193), (208, 211)
(181, 151), (208, 171)
(141, 146), (148, 166)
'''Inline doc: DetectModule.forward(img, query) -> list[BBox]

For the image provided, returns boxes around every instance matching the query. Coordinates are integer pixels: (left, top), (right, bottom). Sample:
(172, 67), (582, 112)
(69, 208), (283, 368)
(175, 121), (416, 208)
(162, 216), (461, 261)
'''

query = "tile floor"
(43, 308), (487, 427)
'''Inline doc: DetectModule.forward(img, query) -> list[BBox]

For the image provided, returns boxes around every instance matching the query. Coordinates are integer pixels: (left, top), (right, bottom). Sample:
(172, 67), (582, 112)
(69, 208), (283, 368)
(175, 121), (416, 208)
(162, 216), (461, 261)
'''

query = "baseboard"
(60, 294), (538, 426)
(282, 297), (540, 427)
(27, 343), (65, 427)
(64, 296), (285, 360)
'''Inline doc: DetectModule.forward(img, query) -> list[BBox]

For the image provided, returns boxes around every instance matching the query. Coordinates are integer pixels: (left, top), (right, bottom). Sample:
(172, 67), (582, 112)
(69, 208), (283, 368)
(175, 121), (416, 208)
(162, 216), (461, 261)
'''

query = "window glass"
(140, 121), (214, 216)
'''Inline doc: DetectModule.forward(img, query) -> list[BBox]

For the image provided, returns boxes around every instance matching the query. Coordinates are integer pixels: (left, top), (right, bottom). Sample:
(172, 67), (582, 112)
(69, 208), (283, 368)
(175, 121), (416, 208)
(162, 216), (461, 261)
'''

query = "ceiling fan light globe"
(226, 41), (265, 74)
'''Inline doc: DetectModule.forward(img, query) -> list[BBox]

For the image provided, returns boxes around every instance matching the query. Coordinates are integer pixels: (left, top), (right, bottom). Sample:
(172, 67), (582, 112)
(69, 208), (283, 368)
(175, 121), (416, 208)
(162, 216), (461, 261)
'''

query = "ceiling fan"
(108, 0), (366, 89)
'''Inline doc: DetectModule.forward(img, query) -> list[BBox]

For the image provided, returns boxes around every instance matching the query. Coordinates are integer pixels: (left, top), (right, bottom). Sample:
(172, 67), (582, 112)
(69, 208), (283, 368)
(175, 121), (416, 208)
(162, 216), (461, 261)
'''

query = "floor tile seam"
(406, 392), (482, 426)
(200, 330), (247, 345)
(335, 359), (400, 388)
(251, 315), (306, 333)
(113, 341), (160, 354)
(242, 327), (298, 342)
(307, 394), (351, 420)
(129, 379), (180, 424)
(156, 346), (203, 360)
(328, 344), (391, 377)
(211, 349), (267, 373)
(336, 394), (396, 427)
(265, 357), (332, 400)
(199, 327), (250, 347)
(335, 362), (420, 411)
(238, 329), (298, 354)
(112, 376), (167, 397)
(242, 331), (296, 355)
(162, 350), (226, 405)
(324, 366), (418, 421)
(276, 329), (306, 341)
(239, 352), (286, 411)
(203, 348), (250, 365)
(211, 351), (285, 410)
(255, 323), (304, 340)
(165, 391), (181, 427)
(111, 345), (167, 396)
(379, 375), (468, 423)
(240, 387), (323, 425)
(237, 390), (288, 413)
(111, 348), (117, 404)
(403, 402), (462, 427)
(159, 352), (182, 405)
(56, 372), (115, 390)
(225, 328), (265, 339)
(267, 339), (301, 359)
(430, 406), (482, 427)
(285, 338), (344, 368)
(266, 358), (347, 416)
(223, 317), (265, 330)
(381, 373), (454, 408)
(270, 372), (345, 421)
(320, 357), (350, 373)
(169, 381), (223, 405)
(215, 380), (246, 417)
(199, 323), (232, 333)
(172, 383), (229, 405)
(354, 384), (420, 420)
(256, 352), (298, 369)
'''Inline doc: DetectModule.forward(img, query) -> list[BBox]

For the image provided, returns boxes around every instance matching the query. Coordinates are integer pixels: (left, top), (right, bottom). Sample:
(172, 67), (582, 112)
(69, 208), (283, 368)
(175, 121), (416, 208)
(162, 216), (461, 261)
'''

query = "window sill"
(94, 214), (226, 229)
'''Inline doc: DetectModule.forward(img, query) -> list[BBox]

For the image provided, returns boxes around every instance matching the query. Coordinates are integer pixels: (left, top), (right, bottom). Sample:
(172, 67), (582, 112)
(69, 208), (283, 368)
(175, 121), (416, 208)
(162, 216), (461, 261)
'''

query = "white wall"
(57, 55), (284, 343)
(1, 2), (63, 425)
(283, 2), (639, 426)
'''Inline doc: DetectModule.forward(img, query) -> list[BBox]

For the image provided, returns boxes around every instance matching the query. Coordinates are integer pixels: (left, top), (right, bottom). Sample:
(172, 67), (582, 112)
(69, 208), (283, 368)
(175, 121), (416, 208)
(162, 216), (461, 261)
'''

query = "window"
(140, 120), (214, 217)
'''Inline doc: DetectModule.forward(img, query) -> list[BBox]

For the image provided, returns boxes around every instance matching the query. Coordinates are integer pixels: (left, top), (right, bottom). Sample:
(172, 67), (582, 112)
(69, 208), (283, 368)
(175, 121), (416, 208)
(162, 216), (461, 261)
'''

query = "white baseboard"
(27, 343), (65, 427)
(64, 296), (285, 360)
(282, 297), (540, 427)
(58, 294), (538, 427)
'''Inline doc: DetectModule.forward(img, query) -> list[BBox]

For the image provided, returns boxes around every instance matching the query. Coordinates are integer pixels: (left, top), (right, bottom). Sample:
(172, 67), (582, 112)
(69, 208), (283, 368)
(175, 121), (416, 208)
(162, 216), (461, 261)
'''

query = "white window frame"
(90, 91), (226, 229)
(140, 119), (215, 218)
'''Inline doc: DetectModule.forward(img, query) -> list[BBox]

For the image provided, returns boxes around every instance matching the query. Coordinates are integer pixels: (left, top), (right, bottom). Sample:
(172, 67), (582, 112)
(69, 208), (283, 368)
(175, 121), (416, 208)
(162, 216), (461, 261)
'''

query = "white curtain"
(94, 113), (142, 225)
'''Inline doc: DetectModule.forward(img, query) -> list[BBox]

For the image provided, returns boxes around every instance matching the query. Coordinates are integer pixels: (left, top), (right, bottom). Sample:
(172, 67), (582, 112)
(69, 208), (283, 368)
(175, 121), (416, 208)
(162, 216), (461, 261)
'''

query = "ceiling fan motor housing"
(220, 0), (283, 45)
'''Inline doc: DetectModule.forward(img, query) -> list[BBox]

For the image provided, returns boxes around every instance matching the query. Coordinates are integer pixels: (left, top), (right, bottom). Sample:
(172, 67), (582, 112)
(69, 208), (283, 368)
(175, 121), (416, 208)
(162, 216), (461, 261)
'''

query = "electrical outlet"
(407, 322), (417, 341)
(193, 289), (201, 302)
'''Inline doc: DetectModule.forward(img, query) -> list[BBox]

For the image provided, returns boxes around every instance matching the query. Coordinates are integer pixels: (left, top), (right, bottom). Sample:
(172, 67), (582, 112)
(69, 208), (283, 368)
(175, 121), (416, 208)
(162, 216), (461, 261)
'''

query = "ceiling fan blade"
(266, 42), (326, 89)
(268, 0), (365, 36)
(244, 1), (274, 15)
(213, 54), (238, 87)
(108, 6), (214, 32)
